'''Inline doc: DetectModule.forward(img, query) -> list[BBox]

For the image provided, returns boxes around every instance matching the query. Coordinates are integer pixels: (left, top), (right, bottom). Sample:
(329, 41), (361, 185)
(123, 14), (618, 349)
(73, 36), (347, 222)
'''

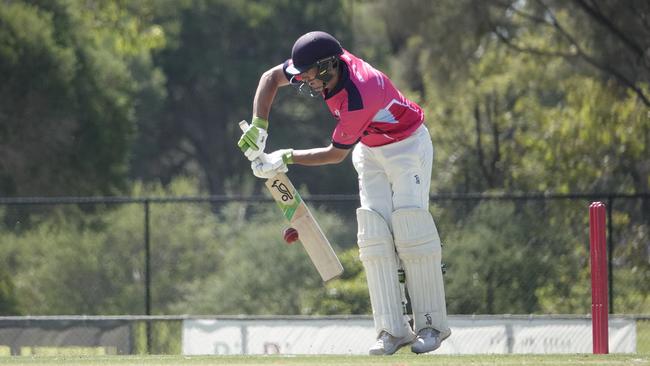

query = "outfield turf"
(0, 354), (649, 366)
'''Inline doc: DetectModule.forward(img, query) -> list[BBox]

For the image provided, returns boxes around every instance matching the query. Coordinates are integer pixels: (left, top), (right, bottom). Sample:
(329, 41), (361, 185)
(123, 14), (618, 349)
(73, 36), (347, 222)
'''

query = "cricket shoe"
(411, 327), (451, 354)
(368, 330), (416, 356)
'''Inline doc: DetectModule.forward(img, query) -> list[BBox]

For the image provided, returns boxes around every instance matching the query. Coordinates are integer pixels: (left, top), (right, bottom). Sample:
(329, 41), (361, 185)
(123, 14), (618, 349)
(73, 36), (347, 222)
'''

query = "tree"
(0, 268), (20, 315)
(145, 0), (356, 195)
(0, 178), (221, 314)
(485, 0), (650, 106)
(353, 0), (649, 315)
(0, 1), (164, 196)
(168, 202), (357, 315)
(300, 248), (371, 315)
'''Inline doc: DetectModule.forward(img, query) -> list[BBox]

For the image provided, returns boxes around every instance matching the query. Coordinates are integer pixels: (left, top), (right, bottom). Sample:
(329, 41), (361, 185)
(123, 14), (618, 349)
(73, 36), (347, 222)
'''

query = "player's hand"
(264, 149), (293, 169)
(237, 117), (268, 161)
(251, 157), (287, 179)
(250, 149), (293, 179)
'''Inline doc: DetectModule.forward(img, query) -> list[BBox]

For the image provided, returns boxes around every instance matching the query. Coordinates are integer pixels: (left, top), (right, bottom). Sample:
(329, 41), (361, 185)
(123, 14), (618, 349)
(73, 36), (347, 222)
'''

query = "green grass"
(0, 354), (648, 366)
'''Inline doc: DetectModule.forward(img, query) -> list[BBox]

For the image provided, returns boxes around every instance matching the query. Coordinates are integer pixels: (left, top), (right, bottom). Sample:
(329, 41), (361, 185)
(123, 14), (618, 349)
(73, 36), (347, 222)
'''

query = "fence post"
(144, 200), (152, 354)
(589, 201), (609, 354)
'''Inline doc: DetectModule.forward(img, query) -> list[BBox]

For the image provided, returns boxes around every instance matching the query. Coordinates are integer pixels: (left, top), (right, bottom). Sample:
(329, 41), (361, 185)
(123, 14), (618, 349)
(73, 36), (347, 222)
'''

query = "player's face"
(299, 67), (326, 93)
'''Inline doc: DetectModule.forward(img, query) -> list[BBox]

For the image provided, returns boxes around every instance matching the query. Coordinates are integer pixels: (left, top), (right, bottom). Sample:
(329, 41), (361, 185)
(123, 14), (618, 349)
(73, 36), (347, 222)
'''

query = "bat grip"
(238, 120), (249, 132)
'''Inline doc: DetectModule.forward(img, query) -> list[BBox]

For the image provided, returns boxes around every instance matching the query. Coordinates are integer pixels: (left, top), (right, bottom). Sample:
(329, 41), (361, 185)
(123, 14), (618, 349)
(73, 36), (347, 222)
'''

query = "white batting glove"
(251, 159), (275, 179)
(265, 149), (293, 169)
(250, 157), (287, 179)
(250, 149), (293, 179)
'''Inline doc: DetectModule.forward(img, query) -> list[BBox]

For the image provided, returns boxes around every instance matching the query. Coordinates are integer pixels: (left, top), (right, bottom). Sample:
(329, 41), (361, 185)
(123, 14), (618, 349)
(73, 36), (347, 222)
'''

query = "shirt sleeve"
(331, 108), (375, 149)
(282, 60), (302, 84)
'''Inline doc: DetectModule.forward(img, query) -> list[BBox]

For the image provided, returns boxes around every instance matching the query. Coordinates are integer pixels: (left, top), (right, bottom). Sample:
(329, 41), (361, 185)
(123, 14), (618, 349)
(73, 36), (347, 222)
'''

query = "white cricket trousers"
(352, 124), (433, 224)
(353, 124), (450, 338)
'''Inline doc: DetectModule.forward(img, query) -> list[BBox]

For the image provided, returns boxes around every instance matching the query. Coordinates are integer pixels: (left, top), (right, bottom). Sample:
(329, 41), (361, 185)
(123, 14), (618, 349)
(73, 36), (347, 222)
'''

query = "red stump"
(589, 202), (609, 354)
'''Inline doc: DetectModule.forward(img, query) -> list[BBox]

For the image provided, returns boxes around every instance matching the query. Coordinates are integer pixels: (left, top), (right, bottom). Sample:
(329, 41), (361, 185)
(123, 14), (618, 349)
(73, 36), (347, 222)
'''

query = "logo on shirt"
(334, 109), (341, 121)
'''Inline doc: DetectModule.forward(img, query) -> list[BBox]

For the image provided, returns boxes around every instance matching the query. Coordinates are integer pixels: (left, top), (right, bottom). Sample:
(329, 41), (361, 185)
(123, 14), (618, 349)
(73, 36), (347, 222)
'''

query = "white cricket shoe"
(368, 330), (416, 356)
(411, 327), (451, 354)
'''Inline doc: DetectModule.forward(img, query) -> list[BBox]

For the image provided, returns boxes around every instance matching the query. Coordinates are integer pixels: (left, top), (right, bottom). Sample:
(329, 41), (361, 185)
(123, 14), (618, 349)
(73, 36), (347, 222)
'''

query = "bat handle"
(238, 120), (249, 132)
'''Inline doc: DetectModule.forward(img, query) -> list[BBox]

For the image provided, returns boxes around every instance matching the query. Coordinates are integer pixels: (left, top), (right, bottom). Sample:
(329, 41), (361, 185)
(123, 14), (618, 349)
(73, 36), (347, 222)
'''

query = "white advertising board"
(182, 315), (636, 355)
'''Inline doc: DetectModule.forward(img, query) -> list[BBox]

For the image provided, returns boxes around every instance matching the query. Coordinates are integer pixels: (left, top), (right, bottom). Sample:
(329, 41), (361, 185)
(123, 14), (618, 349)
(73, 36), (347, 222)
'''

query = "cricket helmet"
(286, 31), (343, 75)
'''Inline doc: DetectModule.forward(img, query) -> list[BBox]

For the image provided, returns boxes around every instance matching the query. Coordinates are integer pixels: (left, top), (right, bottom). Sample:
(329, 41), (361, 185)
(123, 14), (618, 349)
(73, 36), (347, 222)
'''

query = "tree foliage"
(139, 0), (356, 195)
(0, 1), (165, 196)
(0, 178), (212, 314)
(0, 176), (357, 315)
(0, 267), (20, 315)
(485, 0), (650, 106)
(0, 0), (648, 316)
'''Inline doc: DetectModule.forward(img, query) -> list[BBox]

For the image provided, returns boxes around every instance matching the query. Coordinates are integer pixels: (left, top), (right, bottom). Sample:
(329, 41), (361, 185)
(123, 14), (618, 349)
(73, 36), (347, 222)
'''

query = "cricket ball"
(283, 227), (299, 244)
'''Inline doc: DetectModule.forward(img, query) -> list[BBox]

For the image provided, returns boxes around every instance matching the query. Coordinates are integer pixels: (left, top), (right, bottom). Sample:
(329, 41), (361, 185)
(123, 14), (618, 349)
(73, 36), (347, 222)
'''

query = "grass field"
(1, 354), (649, 366)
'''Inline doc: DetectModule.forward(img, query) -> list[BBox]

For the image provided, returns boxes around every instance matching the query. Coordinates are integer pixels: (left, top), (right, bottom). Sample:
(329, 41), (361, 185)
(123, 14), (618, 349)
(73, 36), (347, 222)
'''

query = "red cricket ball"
(283, 227), (299, 244)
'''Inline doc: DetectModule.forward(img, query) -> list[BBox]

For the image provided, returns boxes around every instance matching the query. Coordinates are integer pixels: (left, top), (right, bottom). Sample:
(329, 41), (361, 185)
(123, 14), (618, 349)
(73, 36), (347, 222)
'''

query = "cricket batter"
(238, 31), (450, 355)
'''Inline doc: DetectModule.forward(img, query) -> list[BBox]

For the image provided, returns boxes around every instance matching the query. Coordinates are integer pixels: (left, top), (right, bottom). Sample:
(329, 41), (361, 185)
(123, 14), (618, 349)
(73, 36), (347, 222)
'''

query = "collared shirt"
(284, 49), (424, 148)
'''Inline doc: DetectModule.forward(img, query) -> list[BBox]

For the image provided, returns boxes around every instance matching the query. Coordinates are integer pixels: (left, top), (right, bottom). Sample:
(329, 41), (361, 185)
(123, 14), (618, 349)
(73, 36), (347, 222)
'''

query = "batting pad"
(392, 208), (450, 335)
(357, 208), (412, 338)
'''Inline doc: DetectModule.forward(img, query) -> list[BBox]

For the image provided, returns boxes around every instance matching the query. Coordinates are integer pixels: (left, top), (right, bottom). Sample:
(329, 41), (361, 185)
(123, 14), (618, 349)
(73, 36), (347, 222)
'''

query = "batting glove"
(250, 149), (293, 179)
(265, 149), (293, 168)
(237, 116), (268, 161)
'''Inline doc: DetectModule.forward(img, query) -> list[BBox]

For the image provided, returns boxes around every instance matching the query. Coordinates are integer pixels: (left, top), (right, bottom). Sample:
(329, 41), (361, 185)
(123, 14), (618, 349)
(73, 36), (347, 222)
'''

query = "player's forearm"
(252, 75), (277, 120)
(292, 146), (350, 166)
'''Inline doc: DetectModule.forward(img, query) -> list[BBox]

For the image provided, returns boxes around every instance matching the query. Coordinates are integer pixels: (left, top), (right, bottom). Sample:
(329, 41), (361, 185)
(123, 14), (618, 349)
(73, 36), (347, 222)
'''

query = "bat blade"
(265, 174), (343, 282)
(237, 120), (343, 282)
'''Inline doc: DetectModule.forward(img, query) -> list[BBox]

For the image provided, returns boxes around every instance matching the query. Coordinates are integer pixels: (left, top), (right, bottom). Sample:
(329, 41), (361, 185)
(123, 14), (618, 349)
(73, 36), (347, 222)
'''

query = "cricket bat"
(239, 120), (344, 282)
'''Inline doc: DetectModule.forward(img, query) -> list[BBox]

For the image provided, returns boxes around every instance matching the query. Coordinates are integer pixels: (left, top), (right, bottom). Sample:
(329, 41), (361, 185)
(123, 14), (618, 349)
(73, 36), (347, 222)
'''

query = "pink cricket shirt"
(284, 50), (424, 148)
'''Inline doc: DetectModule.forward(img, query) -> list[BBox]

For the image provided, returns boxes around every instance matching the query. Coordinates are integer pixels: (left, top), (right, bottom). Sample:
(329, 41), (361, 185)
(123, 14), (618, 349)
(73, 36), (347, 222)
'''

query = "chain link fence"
(0, 193), (648, 354)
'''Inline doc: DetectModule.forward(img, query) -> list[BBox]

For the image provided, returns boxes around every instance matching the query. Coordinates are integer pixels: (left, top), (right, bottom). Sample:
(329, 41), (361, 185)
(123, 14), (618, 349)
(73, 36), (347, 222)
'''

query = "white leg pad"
(392, 208), (450, 335)
(357, 208), (412, 338)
